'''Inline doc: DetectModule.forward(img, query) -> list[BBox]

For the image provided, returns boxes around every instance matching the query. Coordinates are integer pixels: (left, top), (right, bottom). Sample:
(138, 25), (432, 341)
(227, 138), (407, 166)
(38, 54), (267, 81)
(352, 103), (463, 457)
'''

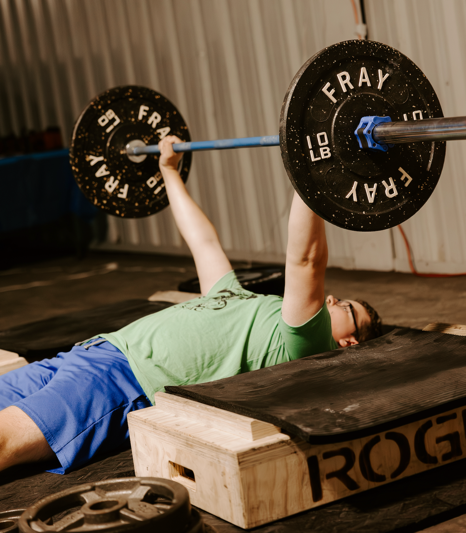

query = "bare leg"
(0, 406), (55, 471)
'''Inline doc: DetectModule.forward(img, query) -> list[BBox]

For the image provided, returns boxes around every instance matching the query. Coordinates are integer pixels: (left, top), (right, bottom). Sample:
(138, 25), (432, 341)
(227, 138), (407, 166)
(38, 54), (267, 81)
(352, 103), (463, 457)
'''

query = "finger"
(163, 135), (180, 145)
(158, 137), (175, 156)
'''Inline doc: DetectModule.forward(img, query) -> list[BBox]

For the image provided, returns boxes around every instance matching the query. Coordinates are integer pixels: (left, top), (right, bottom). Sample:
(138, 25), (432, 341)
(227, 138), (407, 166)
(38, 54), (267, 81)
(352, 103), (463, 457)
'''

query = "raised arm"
(159, 136), (232, 295)
(281, 191), (328, 326)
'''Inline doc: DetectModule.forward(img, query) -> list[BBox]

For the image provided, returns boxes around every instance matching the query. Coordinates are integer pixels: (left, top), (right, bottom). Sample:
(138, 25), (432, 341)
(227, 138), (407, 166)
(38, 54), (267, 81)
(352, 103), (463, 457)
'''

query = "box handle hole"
(169, 461), (196, 491)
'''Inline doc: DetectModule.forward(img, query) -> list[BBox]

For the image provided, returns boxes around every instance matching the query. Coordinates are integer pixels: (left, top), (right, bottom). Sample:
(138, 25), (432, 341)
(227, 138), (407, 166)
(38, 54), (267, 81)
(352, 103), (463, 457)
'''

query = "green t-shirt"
(101, 271), (337, 403)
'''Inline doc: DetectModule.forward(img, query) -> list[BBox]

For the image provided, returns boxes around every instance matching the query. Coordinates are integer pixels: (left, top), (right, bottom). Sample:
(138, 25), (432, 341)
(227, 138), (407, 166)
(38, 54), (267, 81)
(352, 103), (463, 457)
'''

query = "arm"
(159, 136), (232, 295)
(281, 191), (328, 326)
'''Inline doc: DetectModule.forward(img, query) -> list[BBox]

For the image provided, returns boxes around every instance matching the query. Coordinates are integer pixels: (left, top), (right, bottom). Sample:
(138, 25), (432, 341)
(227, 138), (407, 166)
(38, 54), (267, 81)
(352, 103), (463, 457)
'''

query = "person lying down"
(0, 136), (382, 474)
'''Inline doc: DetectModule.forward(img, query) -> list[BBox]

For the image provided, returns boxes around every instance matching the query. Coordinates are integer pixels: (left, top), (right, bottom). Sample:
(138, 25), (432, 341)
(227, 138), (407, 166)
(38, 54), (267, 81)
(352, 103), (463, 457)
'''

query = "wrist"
(160, 166), (181, 177)
(160, 163), (179, 173)
(160, 167), (184, 191)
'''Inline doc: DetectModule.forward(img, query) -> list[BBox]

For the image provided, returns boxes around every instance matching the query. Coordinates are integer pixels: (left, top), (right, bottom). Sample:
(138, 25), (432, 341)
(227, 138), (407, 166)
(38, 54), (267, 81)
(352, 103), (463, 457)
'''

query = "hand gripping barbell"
(70, 39), (466, 231)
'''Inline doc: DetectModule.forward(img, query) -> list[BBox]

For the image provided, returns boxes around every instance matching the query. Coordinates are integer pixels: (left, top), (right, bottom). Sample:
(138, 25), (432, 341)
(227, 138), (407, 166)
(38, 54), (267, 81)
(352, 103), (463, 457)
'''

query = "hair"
(355, 299), (383, 342)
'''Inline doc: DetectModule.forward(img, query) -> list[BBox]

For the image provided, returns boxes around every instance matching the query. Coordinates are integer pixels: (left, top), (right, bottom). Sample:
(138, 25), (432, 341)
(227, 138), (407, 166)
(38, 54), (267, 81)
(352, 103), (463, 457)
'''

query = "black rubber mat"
(0, 299), (173, 362)
(168, 328), (466, 443)
(3, 447), (466, 532)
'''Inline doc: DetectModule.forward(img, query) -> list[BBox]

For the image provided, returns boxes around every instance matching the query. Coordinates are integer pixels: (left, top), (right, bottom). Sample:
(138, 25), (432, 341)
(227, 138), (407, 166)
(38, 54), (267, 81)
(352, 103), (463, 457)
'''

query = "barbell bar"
(127, 135), (280, 156)
(126, 116), (466, 158)
(70, 39), (463, 230)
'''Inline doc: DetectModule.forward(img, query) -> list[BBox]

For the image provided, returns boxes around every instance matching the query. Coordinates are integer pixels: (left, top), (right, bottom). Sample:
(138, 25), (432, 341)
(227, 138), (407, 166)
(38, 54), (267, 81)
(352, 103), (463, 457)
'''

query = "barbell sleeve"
(128, 135), (280, 156)
(373, 116), (466, 144)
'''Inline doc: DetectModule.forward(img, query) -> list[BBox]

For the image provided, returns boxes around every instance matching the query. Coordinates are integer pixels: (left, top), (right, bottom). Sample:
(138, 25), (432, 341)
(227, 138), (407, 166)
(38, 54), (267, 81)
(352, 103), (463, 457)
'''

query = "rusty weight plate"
(17, 477), (213, 533)
(0, 510), (26, 533)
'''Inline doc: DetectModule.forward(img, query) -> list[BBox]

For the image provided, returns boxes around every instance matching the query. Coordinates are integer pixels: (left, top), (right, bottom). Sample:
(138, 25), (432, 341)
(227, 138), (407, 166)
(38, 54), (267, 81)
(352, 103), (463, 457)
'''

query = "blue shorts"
(0, 340), (151, 474)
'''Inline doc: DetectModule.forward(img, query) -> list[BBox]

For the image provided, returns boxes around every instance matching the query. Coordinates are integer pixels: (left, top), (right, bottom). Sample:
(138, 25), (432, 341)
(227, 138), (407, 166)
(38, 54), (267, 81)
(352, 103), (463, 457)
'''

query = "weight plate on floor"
(70, 86), (191, 218)
(0, 510), (26, 533)
(19, 477), (195, 533)
(280, 40), (446, 231)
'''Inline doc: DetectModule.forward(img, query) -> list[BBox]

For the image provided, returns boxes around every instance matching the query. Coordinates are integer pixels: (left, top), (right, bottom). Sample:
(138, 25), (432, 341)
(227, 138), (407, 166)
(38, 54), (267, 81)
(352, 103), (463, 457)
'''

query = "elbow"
(289, 245), (328, 270)
(314, 245), (328, 269)
(305, 251), (328, 272)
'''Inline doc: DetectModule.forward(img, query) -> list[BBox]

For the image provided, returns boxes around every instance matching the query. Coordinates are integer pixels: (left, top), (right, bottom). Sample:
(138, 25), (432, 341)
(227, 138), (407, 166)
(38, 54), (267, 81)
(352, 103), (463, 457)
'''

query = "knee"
(0, 406), (55, 471)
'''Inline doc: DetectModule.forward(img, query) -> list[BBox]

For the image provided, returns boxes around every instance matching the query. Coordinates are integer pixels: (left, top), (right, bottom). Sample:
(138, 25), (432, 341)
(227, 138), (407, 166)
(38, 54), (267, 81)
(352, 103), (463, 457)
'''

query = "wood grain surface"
(0, 348), (27, 375)
(129, 393), (466, 528)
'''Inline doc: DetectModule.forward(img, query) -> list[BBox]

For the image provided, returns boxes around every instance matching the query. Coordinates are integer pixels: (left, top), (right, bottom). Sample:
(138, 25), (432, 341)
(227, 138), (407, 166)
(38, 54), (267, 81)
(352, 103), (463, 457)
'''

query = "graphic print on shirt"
(180, 289), (258, 311)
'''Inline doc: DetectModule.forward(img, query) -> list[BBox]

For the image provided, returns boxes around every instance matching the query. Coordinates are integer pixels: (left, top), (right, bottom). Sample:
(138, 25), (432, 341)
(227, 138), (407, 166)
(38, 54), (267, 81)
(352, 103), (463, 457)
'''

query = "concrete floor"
(1, 250), (465, 331)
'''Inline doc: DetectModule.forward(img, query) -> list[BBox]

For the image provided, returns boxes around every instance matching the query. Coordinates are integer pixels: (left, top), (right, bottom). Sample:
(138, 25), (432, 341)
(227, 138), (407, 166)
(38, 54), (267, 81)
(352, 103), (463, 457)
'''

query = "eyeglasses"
(335, 299), (359, 340)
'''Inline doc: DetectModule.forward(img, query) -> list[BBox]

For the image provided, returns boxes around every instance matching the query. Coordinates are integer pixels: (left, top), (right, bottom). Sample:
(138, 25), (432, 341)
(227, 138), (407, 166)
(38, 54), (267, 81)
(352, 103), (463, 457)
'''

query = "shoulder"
(279, 303), (338, 359)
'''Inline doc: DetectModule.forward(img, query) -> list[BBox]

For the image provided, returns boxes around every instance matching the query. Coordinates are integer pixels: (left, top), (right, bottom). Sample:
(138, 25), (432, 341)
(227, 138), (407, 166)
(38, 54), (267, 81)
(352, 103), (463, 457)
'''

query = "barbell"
(70, 39), (466, 231)
(126, 117), (466, 157)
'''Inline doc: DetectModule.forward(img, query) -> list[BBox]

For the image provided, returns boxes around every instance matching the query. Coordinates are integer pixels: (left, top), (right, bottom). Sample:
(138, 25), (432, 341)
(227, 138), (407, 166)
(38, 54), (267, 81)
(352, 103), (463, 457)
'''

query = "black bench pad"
(0, 299), (173, 362)
(168, 328), (466, 443)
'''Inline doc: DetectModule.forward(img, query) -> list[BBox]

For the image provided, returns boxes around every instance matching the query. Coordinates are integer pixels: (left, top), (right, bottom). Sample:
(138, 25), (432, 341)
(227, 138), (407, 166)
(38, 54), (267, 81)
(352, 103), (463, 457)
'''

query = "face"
(326, 295), (370, 347)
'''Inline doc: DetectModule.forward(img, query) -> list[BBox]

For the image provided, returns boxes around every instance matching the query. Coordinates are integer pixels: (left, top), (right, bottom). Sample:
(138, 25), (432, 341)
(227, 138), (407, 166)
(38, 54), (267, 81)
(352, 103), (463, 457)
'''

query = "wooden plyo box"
(0, 348), (27, 376)
(128, 391), (466, 529)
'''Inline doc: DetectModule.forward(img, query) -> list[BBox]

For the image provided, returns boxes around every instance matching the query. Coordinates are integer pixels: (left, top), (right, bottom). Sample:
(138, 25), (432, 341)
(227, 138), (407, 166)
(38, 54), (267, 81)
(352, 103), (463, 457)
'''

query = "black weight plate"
(70, 86), (191, 218)
(178, 266), (285, 296)
(280, 40), (446, 231)
(19, 478), (192, 533)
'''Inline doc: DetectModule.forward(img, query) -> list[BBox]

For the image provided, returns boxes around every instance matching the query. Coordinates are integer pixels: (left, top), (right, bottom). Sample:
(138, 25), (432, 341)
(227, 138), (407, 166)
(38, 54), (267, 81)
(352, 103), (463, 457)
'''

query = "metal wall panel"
(365, 0), (466, 273)
(1, 0), (465, 273)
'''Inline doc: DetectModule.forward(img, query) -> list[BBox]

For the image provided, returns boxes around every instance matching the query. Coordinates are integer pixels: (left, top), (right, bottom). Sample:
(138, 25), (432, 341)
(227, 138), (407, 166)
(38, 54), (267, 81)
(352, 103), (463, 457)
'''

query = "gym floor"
(2, 251), (466, 533)
(1, 250), (465, 333)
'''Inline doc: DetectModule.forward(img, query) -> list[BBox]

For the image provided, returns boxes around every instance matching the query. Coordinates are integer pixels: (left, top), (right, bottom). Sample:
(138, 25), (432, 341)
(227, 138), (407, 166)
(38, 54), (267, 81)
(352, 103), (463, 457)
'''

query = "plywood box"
(0, 349), (27, 376)
(129, 391), (466, 529)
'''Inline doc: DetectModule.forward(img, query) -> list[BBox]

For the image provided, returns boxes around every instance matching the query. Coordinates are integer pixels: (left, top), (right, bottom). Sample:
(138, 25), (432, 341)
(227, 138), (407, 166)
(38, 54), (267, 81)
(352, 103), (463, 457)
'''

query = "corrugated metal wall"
(1, 0), (465, 273)
(365, 0), (466, 274)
